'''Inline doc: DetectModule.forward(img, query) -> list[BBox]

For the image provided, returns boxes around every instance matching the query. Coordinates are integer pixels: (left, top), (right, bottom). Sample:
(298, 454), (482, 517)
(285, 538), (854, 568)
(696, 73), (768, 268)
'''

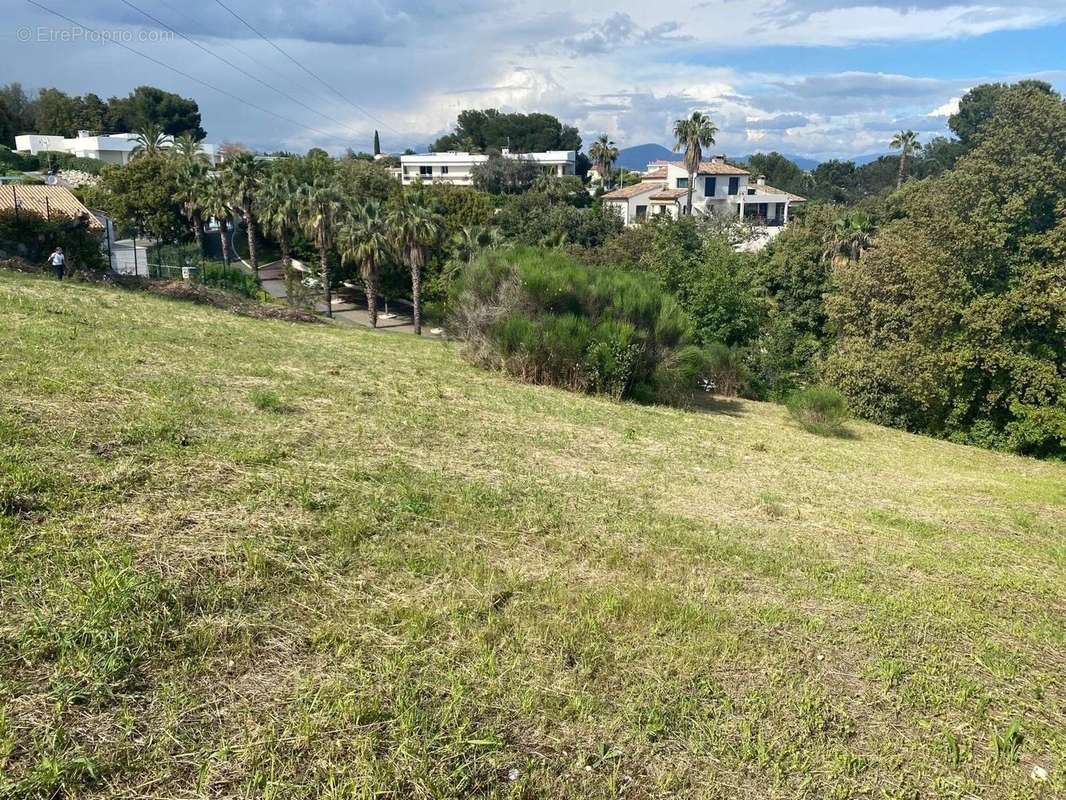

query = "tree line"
(0, 83), (205, 146)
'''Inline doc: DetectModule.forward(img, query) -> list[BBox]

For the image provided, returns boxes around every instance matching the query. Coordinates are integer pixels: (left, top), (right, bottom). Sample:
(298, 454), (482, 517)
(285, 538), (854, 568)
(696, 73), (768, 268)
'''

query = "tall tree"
(672, 111), (718, 214)
(299, 177), (343, 317)
(386, 190), (442, 335)
(432, 109), (581, 153)
(821, 211), (876, 266)
(948, 80), (1054, 148)
(200, 179), (234, 265)
(587, 134), (619, 189)
(890, 130), (919, 188)
(108, 86), (205, 138)
(173, 133), (209, 165)
(258, 167), (302, 304)
(173, 161), (209, 256)
(337, 199), (390, 327)
(131, 123), (168, 159)
(222, 152), (265, 276)
(373, 130), (381, 156)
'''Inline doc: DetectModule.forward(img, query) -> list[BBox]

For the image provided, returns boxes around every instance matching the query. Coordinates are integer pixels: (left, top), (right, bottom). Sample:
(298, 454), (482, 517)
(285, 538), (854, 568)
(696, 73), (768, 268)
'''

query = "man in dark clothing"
(48, 247), (65, 280)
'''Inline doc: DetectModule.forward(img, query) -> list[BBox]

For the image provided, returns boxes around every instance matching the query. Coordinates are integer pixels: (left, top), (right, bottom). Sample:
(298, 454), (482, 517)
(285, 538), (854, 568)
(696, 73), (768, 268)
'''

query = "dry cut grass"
(0, 271), (1064, 799)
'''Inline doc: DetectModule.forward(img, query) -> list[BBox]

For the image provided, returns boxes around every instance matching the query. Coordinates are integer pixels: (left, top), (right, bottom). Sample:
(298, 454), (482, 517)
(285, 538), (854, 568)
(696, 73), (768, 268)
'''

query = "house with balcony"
(15, 131), (219, 166)
(602, 156), (805, 237)
(398, 149), (575, 186)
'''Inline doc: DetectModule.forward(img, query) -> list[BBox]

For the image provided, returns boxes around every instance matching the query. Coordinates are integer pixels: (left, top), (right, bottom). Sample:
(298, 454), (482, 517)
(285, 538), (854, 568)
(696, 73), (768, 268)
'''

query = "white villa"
(15, 130), (219, 166)
(398, 149), (575, 186)
(602, 157), (805, 231)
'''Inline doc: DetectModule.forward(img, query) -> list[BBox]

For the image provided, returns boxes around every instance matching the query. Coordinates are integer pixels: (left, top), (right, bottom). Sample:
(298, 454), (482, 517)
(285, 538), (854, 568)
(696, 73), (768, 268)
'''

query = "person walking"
(48, 247), (66, 280)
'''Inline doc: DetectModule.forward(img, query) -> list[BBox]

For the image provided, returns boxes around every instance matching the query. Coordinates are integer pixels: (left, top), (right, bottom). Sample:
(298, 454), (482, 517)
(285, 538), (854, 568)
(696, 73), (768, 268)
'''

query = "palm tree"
(258, 169), (302, 304)
(386, 190), (442, 335)
(822, 211), (876, 266)
(337, 199), (390, 327)
(174, 162), (209, 256)
(172, 133), (210, 166)
(673, 111), (719, 214)
(131, 123), (169, 159)
(222, 152), (265, 277)
(298, 177), (343, 318)
(890, 130), (919, 189)
(451, 224), (501, 262)
(588, 133), (619, 189)
(201, 179), (234, 265)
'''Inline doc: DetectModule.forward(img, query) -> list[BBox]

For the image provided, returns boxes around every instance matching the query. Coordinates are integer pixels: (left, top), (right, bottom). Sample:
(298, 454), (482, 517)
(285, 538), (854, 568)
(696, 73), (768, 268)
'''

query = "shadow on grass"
(690, 394), (747, 418)
(794, 420), (861, 441)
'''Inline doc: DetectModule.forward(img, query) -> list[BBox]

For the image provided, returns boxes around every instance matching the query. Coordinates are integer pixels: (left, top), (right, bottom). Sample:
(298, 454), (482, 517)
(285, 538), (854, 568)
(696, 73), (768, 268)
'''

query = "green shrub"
(452, 247), (697, 402)
(704, 342), (750, 397)
(36, 151), (106, 175)
(0, 145), (40, 172)
(0, 208), (105, 270)
(787, 386), (850, 436)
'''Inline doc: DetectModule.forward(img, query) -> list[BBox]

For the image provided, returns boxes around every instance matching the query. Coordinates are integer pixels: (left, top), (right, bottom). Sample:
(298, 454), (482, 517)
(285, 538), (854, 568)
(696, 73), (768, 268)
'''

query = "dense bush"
(0, 145), (40, 172)
(824, 82), (1066, 458)
(0, 208), (104, 270)
(786, 386), (850, 436)
(451, 247), (704, 402)
(36, 151), (106, 175)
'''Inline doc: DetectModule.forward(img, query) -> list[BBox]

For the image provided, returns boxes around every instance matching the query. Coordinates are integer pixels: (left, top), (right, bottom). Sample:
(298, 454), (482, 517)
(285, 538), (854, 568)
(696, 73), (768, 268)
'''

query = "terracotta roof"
(0, 184), (103, 229)
(644, 167), (667, 179)
(649, 188), (686, 201)
(752, 182), (807, 202)
(602, 181), (663, 200)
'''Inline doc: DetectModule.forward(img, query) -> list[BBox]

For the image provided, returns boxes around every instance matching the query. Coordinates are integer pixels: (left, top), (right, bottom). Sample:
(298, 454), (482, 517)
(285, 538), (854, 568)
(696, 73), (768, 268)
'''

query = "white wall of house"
(399, 149), (575, 186)
(15, 131), (218, 166)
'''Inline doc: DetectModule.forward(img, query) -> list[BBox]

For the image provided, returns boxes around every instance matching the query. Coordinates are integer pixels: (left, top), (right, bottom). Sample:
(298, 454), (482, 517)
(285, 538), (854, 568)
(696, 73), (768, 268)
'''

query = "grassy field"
(1, 270), (1064, 799)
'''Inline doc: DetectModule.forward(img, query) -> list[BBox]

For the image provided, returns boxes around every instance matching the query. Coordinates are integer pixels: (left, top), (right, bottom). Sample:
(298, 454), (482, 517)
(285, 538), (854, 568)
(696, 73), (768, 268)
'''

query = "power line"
(210, 0), (400, 136)
(25, 0), (358, 147)
(116, 0), (365, 142)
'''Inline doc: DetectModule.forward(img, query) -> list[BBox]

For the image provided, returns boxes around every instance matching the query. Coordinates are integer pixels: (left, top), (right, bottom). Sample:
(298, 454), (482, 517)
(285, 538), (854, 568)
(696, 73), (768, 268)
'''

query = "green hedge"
(36, 151), (106, 175)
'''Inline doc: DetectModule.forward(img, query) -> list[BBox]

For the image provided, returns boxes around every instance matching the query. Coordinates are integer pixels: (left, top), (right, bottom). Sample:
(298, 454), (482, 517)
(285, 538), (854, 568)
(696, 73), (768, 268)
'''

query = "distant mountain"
(614, 144), (679, 171)
(849, 153), (891, 166)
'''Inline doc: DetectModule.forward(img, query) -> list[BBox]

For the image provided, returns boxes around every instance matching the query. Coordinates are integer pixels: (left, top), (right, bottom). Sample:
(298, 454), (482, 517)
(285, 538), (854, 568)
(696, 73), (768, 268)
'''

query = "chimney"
(77, 130), (93, 139)
(501, 147), (511, 156)
(757, 175), (766, 186)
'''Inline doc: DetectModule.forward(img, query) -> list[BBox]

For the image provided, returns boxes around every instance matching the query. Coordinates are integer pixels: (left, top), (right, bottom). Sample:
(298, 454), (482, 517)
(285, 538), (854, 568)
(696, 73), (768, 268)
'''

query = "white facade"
(399, 149), (575, 186)
(603, 157), (805, 229)
(15, 131), (218, 166)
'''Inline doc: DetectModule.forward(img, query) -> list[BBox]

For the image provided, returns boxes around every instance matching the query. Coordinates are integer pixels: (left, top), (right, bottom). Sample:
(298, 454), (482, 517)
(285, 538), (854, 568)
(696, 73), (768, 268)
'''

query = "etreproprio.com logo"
(17, 26), (175, 43)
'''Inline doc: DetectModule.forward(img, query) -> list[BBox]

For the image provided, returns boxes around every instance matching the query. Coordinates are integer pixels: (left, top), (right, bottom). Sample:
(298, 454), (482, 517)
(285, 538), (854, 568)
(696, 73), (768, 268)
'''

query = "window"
(419, 165), (433, 176)
(705, 177), (716, 196)
(676, 177), (689, 189)
(635, 205), (647, 220)
(728, 177), (740, 195)
(441, 165), (449, 174)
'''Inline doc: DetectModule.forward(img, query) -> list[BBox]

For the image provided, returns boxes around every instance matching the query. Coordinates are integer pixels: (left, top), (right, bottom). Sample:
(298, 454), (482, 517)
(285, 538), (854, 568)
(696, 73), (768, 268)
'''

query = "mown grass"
(0, 270), (1064, 799)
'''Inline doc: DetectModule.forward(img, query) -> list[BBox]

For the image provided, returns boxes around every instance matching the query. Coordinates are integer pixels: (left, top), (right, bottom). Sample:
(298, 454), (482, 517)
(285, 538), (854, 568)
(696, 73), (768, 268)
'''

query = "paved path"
(258, 262), (443, 336)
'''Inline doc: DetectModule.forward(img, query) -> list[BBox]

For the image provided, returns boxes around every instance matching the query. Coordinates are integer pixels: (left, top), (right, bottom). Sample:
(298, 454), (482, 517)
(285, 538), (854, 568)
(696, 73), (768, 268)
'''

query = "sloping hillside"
(1, 272), (1064, 799)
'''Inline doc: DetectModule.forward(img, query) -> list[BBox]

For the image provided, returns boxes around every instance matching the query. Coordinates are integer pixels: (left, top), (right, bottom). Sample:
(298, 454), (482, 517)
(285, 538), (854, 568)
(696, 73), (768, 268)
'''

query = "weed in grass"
(250, 388), (290, 414)
(993, 720), (1025, 764)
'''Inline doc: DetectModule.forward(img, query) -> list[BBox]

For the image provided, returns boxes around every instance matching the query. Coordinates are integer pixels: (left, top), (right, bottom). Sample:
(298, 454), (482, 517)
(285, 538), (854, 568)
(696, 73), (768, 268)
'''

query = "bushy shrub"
(786, 386), (850, 436)
(0, 208), (104, 270)
(704, 342), (751, 397)
(451, 247), (699, 402)
(36, 151), (106, 175)
(0, 145), (40, 172)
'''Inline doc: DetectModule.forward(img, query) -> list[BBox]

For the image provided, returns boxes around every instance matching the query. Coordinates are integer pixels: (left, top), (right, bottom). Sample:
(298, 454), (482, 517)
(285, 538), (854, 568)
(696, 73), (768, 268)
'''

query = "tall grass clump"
(787, 385), (850, 436)
(451, 247), (704, 402)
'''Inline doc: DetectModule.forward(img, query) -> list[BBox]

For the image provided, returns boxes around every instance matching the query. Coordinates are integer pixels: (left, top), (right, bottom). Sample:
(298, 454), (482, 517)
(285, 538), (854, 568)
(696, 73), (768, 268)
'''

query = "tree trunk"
(409, 246), (422, 336)
(245, 208), (259, 277)
(686, 172), (695, 215)
(364, 256), (378, 328)
(319, 245), (332, 318)
(191, 210), (204, 257)
(897, 153), (907, 189)
(219, 219), (231, 265)
(280, 233), (294, 306)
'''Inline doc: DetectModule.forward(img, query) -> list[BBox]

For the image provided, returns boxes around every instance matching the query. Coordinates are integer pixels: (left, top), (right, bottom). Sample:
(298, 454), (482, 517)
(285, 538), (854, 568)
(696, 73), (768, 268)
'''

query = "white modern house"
(15, 131), (219, 166)
(602, 157), (805, 232)
(398, 149), (575, 186)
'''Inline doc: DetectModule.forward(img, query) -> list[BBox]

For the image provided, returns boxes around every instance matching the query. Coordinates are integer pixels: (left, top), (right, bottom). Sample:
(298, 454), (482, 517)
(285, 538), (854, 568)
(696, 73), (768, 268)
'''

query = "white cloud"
(928, 96), (962, 117)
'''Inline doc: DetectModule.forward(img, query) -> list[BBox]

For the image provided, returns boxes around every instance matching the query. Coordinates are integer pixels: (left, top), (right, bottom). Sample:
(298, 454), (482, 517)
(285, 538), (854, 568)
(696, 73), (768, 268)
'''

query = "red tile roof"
(602, 181), (663, 200)
(649, 188), (686, 200)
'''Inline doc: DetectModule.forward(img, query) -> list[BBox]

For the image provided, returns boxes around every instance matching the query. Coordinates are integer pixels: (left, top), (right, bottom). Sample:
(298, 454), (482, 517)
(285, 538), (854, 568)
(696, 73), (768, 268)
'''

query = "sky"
(5, 0), (1066, 160)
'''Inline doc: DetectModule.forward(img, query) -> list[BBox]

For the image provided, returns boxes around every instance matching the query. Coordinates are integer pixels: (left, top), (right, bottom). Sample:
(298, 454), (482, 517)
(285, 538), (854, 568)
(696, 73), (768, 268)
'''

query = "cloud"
(559, 13), (691, 56)
(928, 97), (962, 117)
(745, 113), (810, 130)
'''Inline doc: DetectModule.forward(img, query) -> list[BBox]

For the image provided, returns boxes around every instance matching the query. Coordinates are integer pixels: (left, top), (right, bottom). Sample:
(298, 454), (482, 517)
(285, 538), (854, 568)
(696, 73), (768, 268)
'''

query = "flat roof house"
(15, 131), (219, 166)
(602, 157), (805, 241)
(399, 149), (575, 186)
